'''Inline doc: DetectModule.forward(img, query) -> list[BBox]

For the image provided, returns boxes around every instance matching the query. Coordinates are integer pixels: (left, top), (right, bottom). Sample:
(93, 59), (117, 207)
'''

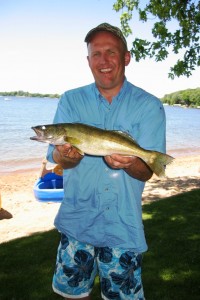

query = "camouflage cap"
(84, 22), (128, 50)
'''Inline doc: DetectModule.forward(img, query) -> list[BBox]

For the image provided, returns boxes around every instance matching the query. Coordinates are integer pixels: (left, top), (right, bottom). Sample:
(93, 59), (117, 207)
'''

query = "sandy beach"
(0, 154), (200, 244)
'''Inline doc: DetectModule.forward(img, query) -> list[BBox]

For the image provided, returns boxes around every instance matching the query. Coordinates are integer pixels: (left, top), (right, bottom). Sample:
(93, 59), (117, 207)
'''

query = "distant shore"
(1, 91), (200, 108)
(1, 146), (200, 176)
(163, 103), (200, 109)
(0, 153), (199, 244)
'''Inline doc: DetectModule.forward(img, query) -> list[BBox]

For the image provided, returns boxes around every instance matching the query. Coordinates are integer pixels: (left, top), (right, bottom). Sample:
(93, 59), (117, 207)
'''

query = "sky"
(0, 0), (199, 98)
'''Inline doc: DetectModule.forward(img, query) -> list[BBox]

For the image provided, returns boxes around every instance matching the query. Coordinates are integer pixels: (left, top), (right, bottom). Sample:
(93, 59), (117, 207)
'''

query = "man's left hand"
(104, 154), (136, 169)
(104, 154), (153, 182)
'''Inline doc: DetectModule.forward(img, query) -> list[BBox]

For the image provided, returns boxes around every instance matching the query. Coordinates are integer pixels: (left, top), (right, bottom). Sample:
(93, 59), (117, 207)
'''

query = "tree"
(161, 88), (200, 106)
(113, 0), (200, 79)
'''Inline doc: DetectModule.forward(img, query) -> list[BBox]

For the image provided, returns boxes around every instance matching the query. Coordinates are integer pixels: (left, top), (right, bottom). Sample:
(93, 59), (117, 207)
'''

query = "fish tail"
(146, 151), (174, 177)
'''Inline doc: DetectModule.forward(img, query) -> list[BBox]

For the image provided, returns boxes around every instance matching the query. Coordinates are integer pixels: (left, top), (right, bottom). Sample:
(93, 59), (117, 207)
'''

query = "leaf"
(113, 0), (200, 78)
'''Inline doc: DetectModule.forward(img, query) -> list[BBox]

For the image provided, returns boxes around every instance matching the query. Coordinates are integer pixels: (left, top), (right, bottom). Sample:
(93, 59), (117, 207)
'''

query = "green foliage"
(0, 90), (60, 98)
(161, 87), (200, 107)
(113, 0), (200, 78)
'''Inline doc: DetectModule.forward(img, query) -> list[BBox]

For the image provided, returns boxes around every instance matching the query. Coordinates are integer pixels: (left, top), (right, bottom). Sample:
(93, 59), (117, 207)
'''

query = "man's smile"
(100, 68), (112, 73)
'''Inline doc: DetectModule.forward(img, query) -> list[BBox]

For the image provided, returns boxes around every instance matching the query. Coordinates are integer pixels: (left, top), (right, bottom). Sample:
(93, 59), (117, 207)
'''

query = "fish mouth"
(30, 136), (38, 141)
(30, 127), (44, 141)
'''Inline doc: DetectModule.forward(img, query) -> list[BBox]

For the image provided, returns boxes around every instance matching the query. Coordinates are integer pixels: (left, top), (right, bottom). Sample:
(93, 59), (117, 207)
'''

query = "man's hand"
(53, 144), (83, 169)
(56, 144), (83, 160)
(104, 154), (153, 182)
(104, 154), (135, 169)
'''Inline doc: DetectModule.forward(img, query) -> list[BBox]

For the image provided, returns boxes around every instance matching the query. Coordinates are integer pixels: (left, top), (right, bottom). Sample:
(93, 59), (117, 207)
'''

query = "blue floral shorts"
(52, 233), (145, 300)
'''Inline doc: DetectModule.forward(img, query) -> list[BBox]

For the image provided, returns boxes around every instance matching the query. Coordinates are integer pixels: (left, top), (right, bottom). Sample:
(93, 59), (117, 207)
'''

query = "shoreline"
(143, 154), (200, 203)
(1, 147), (200, 176)
(0, 153), (199, 244)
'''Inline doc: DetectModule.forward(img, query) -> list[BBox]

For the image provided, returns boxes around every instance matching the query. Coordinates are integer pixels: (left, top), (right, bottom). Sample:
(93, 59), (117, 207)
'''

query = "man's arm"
(104, 154), (153, 182)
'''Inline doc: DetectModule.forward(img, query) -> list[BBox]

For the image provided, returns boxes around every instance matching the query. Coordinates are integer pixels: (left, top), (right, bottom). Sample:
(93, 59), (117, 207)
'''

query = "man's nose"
(99, 53), (109, 64)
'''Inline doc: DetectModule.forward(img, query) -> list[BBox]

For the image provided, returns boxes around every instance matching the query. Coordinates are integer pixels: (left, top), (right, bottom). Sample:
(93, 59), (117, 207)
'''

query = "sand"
(0, 155), (200, 244)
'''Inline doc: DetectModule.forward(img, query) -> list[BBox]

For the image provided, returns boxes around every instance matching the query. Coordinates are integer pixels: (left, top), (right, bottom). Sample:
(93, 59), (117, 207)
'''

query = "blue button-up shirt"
(47, 79), (166, 252)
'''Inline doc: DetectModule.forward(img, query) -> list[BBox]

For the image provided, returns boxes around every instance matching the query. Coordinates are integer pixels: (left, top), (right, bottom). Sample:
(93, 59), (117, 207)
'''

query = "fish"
(30, 122), (174, 177)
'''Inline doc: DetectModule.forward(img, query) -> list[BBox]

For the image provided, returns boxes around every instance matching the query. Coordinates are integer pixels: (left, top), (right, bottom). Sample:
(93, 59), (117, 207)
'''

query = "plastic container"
(33, 172), (64, 202)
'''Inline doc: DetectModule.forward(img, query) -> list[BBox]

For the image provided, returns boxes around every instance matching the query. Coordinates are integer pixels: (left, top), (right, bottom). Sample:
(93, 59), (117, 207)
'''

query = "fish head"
(30, 124), (66, 145)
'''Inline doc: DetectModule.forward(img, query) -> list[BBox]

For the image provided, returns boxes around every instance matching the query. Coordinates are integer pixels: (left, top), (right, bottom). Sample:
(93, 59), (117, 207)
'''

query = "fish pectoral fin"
(63, 136), (84, 155)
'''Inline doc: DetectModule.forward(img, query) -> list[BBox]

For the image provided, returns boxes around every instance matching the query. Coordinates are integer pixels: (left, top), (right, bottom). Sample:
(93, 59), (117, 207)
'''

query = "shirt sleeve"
(137, 97), (166, 154)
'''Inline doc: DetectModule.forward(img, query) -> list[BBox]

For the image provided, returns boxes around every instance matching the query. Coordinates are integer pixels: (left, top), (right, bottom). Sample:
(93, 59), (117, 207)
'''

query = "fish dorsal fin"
(63, 136), (84, 155)
(113, 130), (139, 146)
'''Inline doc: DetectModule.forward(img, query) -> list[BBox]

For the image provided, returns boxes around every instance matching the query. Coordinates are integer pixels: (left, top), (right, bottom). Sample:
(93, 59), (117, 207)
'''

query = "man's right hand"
(53, 144), (83, 169)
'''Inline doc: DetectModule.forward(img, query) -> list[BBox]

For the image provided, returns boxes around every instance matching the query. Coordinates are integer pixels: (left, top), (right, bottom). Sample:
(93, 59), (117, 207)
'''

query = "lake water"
(0, 96), (200, 174)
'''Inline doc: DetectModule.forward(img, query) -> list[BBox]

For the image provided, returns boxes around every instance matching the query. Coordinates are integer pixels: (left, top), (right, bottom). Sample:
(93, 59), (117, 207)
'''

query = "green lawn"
(0, 189), (199, 300)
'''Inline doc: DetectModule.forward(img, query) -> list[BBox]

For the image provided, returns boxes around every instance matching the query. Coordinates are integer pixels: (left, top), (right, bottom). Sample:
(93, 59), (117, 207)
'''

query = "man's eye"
(93, 52), (100, 57)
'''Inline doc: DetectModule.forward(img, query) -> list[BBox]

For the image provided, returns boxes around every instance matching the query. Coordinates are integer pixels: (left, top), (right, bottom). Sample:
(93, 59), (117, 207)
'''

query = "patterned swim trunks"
(52, 233), (145, 299)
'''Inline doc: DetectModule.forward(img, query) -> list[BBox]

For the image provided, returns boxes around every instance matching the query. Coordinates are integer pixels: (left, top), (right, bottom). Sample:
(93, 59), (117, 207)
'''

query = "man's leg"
(96, 246), (145, 300)
(52, 233), (97, 299)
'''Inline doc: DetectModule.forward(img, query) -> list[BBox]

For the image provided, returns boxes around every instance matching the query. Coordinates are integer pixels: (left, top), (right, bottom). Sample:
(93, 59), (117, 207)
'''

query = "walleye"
(30, 123), (174, 177)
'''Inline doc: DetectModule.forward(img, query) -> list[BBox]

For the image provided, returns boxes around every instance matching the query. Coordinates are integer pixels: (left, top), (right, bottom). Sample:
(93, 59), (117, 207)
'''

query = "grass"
(142, 189), (200, 300)
(0, 189), (199, 299)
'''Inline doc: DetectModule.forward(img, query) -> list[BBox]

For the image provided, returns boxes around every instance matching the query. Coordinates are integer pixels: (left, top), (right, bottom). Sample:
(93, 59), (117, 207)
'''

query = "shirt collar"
(93, 77), (128, 103)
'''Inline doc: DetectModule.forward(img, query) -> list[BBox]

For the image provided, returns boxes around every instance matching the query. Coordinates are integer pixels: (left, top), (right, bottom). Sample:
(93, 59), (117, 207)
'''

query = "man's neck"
(98, 83), (124, 104)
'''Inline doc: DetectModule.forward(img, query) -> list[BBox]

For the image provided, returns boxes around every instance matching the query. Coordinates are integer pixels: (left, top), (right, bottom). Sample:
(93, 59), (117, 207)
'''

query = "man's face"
(87, 31), (130, 96)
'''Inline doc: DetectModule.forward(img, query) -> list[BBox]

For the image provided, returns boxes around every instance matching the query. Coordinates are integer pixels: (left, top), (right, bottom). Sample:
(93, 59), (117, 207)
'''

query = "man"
(47, 23), (166, 300)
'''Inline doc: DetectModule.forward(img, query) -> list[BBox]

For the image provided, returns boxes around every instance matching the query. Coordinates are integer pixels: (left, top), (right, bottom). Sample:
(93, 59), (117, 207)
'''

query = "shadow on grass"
(0, 230), (61, 299)
(0, 189), (199, 299)
(142, 189), (200, 300)
(143, 176), (200, 202)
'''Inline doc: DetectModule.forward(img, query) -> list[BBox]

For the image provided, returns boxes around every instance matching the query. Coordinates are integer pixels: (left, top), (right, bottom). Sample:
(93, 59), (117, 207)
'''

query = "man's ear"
(87, 55), (91, 67)
(125, 51), (131, 66)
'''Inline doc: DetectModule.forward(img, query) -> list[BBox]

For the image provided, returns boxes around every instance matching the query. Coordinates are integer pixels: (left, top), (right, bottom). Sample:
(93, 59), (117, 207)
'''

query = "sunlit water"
(0, 96), (199, 174)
